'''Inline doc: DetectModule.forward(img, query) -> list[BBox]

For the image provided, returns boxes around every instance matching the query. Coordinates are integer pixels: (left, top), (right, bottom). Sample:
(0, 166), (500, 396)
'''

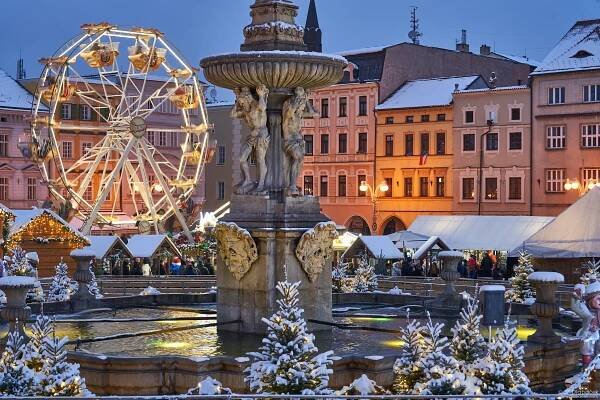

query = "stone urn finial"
(0, 276), (36, 340)
(438, 251), (464, 296)
(527, 271), (564, 344)
(71, 254), (95, 303)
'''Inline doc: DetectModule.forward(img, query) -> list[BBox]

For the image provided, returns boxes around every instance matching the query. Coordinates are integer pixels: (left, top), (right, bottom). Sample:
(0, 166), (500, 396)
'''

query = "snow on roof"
(456, 85), (529, 94)
(409, 215), (554, 252)
(412, 236), (451, 259)
(0, 69), (38, 111)
(126, 234), (180, 258)
(376, 75), (482, 110)
(491, 51), (540, 67)
(337, 45), (392, 57)
(0, 202), (15, 217)
(9, 208), (89, 243)
(71, 235), (131, 259)
(342, 235), (403, 260)
(206, 101), (235, 108)
(532, 19), (600, 75)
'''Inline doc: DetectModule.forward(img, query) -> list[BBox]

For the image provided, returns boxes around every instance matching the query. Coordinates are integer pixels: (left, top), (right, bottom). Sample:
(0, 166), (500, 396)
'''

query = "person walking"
(467, 254), (478, 279)
(142, 258), (152, 276)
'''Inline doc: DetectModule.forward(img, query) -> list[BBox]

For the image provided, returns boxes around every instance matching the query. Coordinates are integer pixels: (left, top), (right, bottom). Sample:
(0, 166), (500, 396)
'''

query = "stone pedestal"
(217, 194), (332, 333)
(0, 276), (35, 341)
(527, 271), (564, 345)
(71, 254), (95, 310)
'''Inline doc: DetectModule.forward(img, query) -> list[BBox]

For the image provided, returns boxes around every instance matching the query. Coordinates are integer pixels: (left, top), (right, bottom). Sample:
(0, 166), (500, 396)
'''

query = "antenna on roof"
(408, 6), (422, 45)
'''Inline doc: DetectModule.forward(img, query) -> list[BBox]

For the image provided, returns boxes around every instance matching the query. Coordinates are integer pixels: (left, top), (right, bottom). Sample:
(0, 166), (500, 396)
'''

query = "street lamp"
(564, 178), (600, 196)
(359, 180), (389, 233)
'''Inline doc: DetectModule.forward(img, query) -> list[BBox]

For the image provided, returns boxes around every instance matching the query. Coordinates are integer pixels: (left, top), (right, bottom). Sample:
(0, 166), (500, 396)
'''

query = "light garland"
(6, 212), (89, 250)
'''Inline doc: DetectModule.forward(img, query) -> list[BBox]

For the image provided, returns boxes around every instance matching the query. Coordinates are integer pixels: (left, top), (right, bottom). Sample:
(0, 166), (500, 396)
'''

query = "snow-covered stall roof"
(0, 69), (45, 111)
(71, 235), (132, 259)
(342, 235), (403, 260)
(511, 187), (600, 258)
(412, 236), (451, 260)
(409, 215), (554, 252)
(387, 230), (431, 249)
(333, 231), (358, 251)
(376, 75), (483, 110)
(126, 234), (181, 259)
(0, 202), (15, 218)
(531, 19), (600, 75)
(9, 208), (89, 243)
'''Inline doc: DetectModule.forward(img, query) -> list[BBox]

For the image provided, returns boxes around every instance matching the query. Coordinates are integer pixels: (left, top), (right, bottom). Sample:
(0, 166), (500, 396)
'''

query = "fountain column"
(0, 276), (35, 340)
(201, 0), (347, 333)
(527, 271), (563, 344)
(71, 254), (95, 308)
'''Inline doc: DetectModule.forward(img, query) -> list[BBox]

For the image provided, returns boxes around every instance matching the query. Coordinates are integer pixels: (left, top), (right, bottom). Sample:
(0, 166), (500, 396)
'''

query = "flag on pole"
(419, 151), (428, 165)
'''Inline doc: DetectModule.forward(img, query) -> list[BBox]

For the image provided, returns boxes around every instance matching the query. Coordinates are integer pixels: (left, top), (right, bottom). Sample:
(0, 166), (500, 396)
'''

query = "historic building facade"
(452, 85), (532, 216)
(530, 19), (600, 216)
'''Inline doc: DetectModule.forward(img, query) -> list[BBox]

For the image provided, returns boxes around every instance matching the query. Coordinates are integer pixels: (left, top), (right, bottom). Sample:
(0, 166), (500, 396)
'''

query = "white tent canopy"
(342, 235), (403, 260)
(409, 215), (554, 252)
(511, 187), (600, 258)
(387, 230), (431, 249)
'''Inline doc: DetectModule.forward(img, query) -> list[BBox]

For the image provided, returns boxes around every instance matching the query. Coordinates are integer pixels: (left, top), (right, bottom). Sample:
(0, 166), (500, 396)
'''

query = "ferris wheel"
(27, 23), (213, 240)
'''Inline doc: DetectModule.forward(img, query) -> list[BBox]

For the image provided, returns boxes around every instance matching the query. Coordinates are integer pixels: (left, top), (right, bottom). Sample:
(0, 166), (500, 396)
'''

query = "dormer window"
(572, 50), (593, 58)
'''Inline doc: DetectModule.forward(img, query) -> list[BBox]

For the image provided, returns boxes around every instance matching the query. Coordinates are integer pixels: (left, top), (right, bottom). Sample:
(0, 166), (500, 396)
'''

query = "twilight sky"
(0, 0), (597, 98)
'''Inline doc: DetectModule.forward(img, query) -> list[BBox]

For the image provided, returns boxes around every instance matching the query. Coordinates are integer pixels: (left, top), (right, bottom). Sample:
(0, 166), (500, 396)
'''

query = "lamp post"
(564, 178), (600, 196)
(359, 180), (389, 234)
(478, 119), (494, 215)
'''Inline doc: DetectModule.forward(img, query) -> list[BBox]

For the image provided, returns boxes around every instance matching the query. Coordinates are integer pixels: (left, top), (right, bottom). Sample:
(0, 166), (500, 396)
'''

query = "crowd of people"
(105, 256), (215, 276)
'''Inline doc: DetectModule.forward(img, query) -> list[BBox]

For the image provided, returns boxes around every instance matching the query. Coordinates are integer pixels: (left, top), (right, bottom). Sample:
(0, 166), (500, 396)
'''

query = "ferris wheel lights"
(80, 22), (115, 34)
(153, 183), (164, 193)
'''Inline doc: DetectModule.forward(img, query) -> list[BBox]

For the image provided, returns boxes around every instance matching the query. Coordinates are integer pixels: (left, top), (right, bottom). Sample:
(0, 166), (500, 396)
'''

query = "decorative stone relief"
(214, 222), (258, 281)
(295, 221), (338, 282)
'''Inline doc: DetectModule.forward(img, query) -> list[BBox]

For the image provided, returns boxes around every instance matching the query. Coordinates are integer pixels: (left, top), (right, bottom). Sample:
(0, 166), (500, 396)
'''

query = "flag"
(419, 151), (428, 165)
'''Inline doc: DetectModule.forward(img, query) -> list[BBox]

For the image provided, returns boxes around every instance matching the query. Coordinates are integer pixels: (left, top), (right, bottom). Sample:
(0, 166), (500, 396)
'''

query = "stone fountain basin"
(201, 51), (348, 90)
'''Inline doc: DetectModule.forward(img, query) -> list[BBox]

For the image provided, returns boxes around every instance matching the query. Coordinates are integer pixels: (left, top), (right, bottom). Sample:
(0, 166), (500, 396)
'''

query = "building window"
(321, 99), (329, 118)
(358, 133), (367, 153)
(509, 132), (522, 150)
(0, 132), (8, 157)
(420, 115), (430, 123)
(382, 177), (392, 197)
(419, 177), (428, 197)
(0, 177), (8, 200)
(548, 87), (565, 105)
(158, 131), (167, 147)
(486, 132), (499, 151)
(405, 134), (414, 156)
(583, 168), (600, 188)
(27, 177), (36, 201)
(405, 115), (414, 123)
(320, 175), (328, 197)
(508, 177), (522, 200)
(436, 113), (446, 122)
(357, 175), (366, 197)
(217, 181), (225, 200)
(583, 84), (600, 103)
(304, 176), (314, 195)
(338, 175), (347, 197)
(420, 133), (429, 156)
(546, 126), (565, 149)
(339, 97), (347, 117)
(304, 135), (313, 155)
(80, 105), (91, 121)
(463, 133), (475, 151)
(485, 177), (498, 200)
(462, 177), (475, 200)
(435, 176), (445, 197)
(436, 132), (445, 155)
(385, 117), (394, 124)
(338, 133), (347, 154)
(487, 110), (498, 124)
(385, 135), (394, 156)
(510, 107), (521, 121)
(81, 142), (93, 156)
(147, 131), (155, 145)
(61, 141), (73, 158)
(546, 169), (565, 193)
(61, 104), (72, 120)
(358, 96), (368, 116)
(464, 110), (474, 124)
(217, 145), (226, 165)
(404, 177), (413, 197)
(582, 124), (600, 148)
(169, 132), (178, 148)
(320, 134), (329, 154)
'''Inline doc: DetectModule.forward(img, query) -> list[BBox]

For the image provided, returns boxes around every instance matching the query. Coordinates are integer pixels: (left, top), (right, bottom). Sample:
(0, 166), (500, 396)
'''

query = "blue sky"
(0, 0), (597, 96)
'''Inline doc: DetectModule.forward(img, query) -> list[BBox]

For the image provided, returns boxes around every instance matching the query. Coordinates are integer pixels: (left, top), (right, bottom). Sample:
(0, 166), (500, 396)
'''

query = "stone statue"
(282, 87), (317, 196)
(572, 281), (600, 366)
(231, 85), (270, 195)
(295, 221), (338, 282)
(214, 222), (258, 281)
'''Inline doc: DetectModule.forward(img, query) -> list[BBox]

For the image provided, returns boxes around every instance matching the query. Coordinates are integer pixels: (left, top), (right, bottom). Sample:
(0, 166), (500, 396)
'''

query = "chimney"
(480, 44), (491, 56)
(456, 29), (469, 53)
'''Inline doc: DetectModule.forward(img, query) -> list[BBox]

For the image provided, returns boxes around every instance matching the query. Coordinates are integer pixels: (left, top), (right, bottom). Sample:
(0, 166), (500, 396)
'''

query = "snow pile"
(388, 286), (402, 295)
(245, 276), (334, 395)
(187, 376), (231, 395)
(0, 315), (92, 396)
(47, 259), (78, 302)
(528, 271), (564, 283)
(337, 374), (388, 395)
(139, 286), (161, 296)
(505, 251), (536, 303)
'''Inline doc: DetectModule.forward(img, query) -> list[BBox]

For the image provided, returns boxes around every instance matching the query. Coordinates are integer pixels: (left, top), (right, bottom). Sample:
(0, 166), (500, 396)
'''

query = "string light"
(6, 212), (89, 250)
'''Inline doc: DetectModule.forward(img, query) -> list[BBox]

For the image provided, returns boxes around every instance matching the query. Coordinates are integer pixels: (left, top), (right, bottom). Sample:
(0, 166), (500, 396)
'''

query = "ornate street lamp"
(359, 180), (389, 233)
(564, 178), (600, 196)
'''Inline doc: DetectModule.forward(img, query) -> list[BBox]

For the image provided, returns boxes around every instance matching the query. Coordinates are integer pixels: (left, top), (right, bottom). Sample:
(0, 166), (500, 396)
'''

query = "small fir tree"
(580, 259), (600, 285)
(245, 277), (334, 395)
(6, 247), (36, 276)
(332, 261), (354, 293)
(353, 253), (378, 292)
(0, 331), (35, 396)
(87, 261), (103, 299)
(26, 314), (54, 371)
(451, 295), (487, 365)
(505, 251), (535, 303)
(47, 259), (78, 302)
(41, 334), (90, 396)
(392, 317), (425, 394)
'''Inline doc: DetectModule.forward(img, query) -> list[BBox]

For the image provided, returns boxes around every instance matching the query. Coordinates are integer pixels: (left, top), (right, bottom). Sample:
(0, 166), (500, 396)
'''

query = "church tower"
(303, 0), (322, 52)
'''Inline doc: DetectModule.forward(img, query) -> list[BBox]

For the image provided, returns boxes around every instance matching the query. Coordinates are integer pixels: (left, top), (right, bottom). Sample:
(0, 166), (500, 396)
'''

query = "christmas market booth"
(0, 203), (15, 249)
(126, 234), (181, 275)
(5, 208), (89, 277)
(71, 235), (133, 276)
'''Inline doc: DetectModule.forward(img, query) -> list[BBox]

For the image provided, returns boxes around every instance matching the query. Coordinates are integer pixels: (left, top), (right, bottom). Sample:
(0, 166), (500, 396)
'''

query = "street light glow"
(359, 181), (368, 192)
(379, 181), (389, 193)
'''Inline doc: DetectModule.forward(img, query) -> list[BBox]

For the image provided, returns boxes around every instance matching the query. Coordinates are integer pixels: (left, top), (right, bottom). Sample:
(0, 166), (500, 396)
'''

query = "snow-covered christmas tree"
(505, 251), (536, 303)
(451, 295), (487, 365)
(47, 259), (78, 302)
(332, 261), (354, 293)
(392, 317), (425, 394)
(580, 259), (600, 285)
(0, 331), (34, 396)
(245, 276), (334, 395)
(353, 253), (378, 292)
(6, 247), (44, 302)
(87, 261), (103, 299)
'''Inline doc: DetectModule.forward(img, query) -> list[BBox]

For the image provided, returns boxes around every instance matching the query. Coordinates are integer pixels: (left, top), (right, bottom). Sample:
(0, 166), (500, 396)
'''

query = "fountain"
(201, 0), (347, 333)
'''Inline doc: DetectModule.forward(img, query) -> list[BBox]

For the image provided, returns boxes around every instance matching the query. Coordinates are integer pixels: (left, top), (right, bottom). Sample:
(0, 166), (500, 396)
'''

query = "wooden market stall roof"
(8, 208), (89, 248)
(126, 234), (181, 259)
(71, 235), (133, 260)
(342, 235), (403, 260)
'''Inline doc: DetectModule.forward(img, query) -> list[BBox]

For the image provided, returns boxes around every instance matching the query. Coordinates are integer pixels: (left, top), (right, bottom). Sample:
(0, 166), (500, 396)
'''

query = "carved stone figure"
(214, 222), (258, 280)
(231, 85), (270, 195)
(572, 281), (600, 366)
(282, 87), (317, 196)
(295, 221), (338, 282)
